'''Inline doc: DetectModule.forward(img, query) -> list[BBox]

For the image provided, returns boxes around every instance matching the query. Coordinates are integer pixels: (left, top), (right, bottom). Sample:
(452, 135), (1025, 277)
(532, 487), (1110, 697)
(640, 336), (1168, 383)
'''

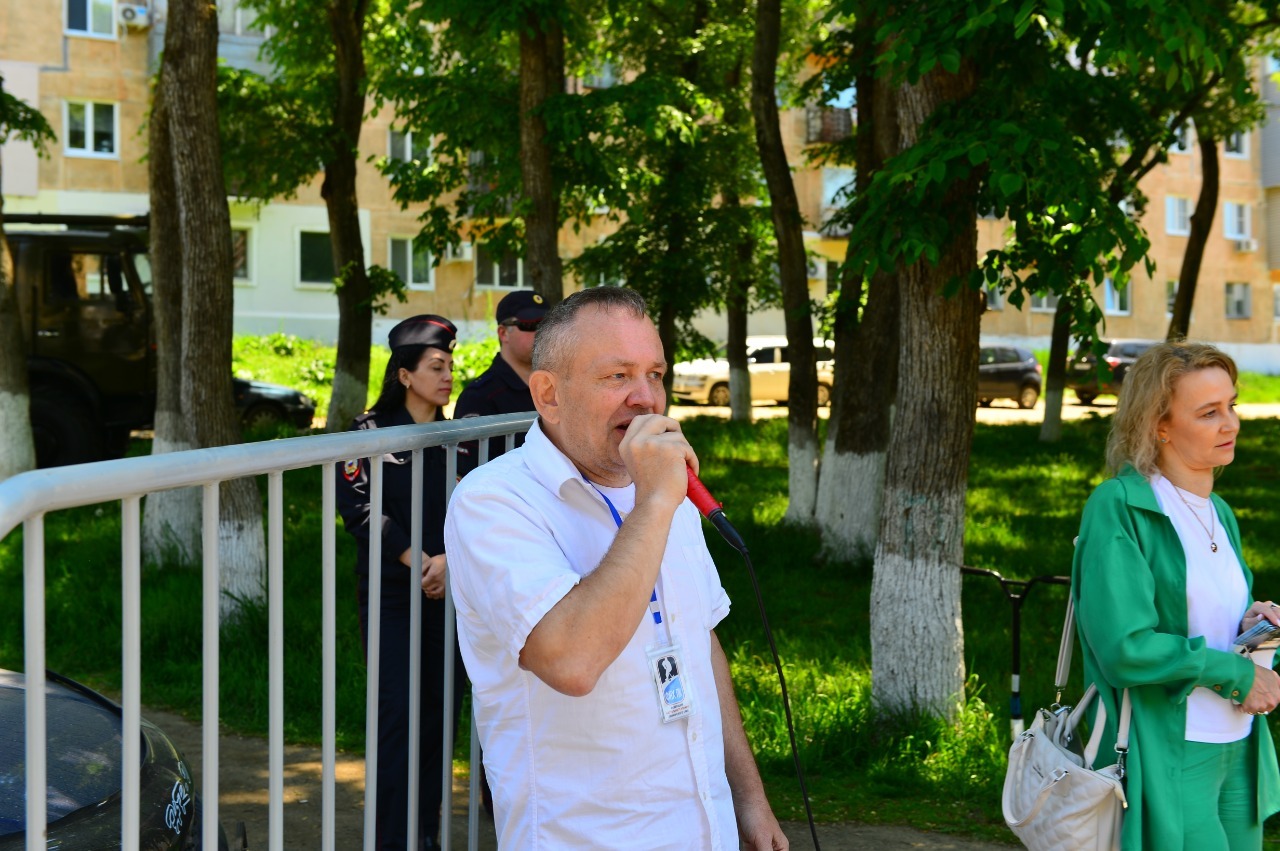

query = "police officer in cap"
(454, 289), (548, 460)
(336, 314), (466, 851)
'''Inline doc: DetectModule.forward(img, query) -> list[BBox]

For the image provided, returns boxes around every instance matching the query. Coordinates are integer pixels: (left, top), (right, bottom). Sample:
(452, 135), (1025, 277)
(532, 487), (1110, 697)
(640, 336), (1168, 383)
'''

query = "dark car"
(232, 378), (316, 431)
(1067, 338), (1158, 405)
(978, 345), (1042, 409)
(0, 669), (228, 850)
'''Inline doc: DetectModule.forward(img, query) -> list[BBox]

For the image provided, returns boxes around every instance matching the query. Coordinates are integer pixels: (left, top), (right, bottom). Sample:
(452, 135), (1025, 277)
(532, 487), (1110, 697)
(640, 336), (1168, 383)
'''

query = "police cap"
(495, 290), (548, 324)
(387, 315), (458, 352)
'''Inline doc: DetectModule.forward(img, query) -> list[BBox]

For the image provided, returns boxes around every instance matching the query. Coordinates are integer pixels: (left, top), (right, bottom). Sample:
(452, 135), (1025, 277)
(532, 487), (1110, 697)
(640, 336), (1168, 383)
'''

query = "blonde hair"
(1105, 341), (1238, 476)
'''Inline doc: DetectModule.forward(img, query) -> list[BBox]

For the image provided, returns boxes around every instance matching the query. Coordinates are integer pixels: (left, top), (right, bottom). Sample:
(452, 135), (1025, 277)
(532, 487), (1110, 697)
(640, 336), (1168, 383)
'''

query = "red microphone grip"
(686, 465), (722, 517)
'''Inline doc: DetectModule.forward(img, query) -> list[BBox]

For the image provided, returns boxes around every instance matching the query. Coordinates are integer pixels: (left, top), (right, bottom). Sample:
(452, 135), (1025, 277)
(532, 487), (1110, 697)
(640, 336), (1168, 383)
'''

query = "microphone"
(686, 465), (747, 553)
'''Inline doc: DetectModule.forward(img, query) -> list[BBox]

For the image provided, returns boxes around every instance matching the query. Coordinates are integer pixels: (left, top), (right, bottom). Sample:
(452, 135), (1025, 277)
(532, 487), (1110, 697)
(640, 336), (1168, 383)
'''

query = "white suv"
(672, 336), (835, 407)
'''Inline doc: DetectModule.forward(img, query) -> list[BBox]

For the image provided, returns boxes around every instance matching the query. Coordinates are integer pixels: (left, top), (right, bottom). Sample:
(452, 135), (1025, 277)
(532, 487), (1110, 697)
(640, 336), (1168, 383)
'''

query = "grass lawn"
(4, 404), (1280, 841)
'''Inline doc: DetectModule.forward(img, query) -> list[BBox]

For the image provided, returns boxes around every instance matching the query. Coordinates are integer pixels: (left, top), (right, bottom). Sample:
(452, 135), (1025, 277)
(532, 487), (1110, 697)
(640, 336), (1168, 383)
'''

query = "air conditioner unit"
(117, 4), (150, 27)
(444, 241), (473, 263)
(806, 257), (827, 280)
(1234, 238), (1258, 253)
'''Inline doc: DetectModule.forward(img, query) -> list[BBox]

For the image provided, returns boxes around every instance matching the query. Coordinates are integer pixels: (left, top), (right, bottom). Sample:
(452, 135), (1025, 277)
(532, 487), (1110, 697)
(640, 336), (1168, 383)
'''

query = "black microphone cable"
(687, 469), (821, 851)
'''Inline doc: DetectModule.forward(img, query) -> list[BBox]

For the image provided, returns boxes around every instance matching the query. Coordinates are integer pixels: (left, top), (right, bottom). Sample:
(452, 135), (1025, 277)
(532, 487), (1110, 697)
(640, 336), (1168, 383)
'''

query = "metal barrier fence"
(0, 412), (537, 851)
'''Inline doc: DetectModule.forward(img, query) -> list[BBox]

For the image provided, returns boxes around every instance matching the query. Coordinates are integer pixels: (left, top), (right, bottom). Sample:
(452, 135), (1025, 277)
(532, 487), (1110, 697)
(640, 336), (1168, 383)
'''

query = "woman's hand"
(421, 553), (447, 599)
(1239, 664), (1280, 716)
(1240, 600), (1280, 633)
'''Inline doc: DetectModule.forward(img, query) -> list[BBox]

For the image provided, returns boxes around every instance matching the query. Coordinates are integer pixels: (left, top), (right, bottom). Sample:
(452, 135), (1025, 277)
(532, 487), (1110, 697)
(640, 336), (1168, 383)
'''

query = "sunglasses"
(501, 319), (541, 332)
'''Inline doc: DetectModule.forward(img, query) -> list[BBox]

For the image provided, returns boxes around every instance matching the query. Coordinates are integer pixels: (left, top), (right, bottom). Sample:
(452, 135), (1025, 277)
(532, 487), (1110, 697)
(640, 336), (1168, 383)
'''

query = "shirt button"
(1233, 690), (1241, 697)
(1214, 685), (1223, 691)
(691, 732), (698, 742)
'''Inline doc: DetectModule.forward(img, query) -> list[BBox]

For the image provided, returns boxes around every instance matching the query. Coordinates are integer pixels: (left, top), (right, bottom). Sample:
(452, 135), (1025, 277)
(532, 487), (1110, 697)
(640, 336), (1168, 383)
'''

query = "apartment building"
(979, 61), (1280, 372)
(1, 0), (834, 345)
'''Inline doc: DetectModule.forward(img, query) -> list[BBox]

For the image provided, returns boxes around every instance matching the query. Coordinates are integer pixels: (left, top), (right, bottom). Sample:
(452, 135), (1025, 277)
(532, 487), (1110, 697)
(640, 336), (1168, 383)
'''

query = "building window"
(1223, 202), (1251, 240)
(299, 231), (335, 285)
(1103, 277), (1131, 316)
(67, 0), (114, 36)
(1171, 123), (1192, 153)
(1166, 280), (1177, 317)
(389, 237), (434, 290)
(231, 228), (250, 281)
(1225, 282), (1251, 319)
(64, 101), (117, 157)
(1224, 132), (1248, 158)
(984, 283), (1003, 311)
(1273, 284), (1280, 322)
(475, 244), (523, 288)
(389, 130), (431, 164)
(217, 0), (267, 36)
(1030, 292), (1059, 313)
(1166, 196), (1191, 236)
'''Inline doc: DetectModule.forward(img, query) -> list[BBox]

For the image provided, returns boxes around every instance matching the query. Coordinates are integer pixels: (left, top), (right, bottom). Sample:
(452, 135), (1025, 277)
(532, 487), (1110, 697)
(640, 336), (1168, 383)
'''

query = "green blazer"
(1072, 466), (1280, 850)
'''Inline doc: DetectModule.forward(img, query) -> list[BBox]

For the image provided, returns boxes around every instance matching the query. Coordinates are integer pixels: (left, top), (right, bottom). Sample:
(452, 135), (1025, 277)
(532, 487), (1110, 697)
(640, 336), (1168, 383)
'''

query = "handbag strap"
(1054, 595), (1075, 704)
(1057, 594), (1133, 776)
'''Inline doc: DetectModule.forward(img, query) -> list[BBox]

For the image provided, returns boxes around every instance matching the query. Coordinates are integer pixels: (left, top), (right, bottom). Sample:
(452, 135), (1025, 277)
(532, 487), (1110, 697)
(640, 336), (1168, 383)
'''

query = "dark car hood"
(0, 670), (124, 836)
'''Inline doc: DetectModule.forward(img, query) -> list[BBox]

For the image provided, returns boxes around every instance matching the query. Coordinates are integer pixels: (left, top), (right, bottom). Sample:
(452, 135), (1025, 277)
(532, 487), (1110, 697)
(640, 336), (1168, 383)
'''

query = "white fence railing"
(0, 412), (536, 851)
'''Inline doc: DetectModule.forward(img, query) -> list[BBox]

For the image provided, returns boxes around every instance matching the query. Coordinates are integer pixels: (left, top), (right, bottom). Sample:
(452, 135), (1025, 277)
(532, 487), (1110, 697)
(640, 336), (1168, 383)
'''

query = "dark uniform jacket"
(335, 406), (453, 588)
(453, 352), (535, 462)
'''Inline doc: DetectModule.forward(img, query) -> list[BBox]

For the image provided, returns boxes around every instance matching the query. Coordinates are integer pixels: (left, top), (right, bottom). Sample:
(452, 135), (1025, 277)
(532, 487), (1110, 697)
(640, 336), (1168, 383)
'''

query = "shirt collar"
(522, 419), (601, 502)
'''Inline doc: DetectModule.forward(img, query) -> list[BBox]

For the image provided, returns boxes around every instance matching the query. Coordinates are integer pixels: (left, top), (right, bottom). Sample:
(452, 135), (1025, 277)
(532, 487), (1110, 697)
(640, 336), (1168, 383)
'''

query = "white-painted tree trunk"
(0, 389), (33, 481)
(141, 417), (200, 566)
(783, 433), (819, 525)
(871, 540), (966, 711)
(815, 439), (885, 563)
(218, 508), (266, 621)
(326, 366), (367, 431)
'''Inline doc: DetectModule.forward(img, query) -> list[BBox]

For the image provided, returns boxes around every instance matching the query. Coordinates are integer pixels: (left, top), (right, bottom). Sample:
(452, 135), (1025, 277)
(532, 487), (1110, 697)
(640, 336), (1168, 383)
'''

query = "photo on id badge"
(648, 644), (695, 723)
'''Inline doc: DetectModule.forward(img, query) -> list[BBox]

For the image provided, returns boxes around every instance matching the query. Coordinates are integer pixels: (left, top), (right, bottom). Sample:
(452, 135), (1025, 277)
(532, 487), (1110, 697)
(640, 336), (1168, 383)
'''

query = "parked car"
(1067, 338), (1159, 405)
(0, 668), (229, 850)
(978, 345), (1042, 409)
(672, 337), (835, 407)
(233, 378), (316, 431)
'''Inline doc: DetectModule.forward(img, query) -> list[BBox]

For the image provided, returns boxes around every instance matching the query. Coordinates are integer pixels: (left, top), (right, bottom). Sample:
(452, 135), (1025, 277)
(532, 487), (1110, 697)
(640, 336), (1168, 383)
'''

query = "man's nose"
(626, 377), (658, 411)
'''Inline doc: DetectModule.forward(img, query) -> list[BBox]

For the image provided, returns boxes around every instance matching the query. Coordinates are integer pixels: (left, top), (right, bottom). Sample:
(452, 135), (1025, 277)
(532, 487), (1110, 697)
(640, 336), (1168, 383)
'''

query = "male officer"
(454, 289), (547, 459)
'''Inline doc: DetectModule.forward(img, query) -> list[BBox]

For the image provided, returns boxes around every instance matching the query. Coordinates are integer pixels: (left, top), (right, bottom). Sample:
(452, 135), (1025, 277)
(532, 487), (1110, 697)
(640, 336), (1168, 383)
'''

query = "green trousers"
(1180, 736), (1262, 851)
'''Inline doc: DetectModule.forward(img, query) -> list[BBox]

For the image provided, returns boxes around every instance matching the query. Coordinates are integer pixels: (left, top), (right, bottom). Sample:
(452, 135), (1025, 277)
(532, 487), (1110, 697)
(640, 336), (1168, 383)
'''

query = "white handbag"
(1002, 596), (1131, 851)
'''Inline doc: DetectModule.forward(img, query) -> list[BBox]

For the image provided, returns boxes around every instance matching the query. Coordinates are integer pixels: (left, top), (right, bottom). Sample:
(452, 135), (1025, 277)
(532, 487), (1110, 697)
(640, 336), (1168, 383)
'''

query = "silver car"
(672, 336), (834, 407)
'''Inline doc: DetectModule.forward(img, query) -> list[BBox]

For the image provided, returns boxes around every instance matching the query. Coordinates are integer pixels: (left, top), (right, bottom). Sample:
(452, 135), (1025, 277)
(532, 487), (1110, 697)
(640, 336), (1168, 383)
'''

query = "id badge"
(647, 643), (695, 723)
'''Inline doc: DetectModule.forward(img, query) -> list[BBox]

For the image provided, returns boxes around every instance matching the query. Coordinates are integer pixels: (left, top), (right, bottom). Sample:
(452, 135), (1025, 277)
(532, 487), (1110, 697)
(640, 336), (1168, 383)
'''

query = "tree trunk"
(324, 0), (373, 433)
(871, 65), (980, 717)
(721, 187), (753, 422)
(0, 173), (35, 481)
(815, 36), (900, 561)
(142, 77), (201, 563)
(657, 301), (678, 406)
(752, 0), (817, 524)
(519, 10), (565, 307)
(1038, 296), (1071, 443)
(1169, 123), (1219, 341)
(163, 0), (265, 619)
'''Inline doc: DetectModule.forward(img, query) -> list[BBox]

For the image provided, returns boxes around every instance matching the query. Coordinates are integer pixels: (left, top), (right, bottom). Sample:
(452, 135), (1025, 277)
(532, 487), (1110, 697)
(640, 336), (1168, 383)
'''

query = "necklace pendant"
(1211, 542), (1219, 553)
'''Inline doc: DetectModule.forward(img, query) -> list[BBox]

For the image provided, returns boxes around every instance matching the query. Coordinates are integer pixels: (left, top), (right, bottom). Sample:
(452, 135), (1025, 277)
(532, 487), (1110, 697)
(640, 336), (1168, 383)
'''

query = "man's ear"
(529, 369), (559, 424)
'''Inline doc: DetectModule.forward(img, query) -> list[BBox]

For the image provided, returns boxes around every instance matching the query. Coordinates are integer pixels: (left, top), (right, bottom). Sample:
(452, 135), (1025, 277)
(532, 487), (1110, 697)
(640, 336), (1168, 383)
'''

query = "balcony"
(806, 105), (854, 144)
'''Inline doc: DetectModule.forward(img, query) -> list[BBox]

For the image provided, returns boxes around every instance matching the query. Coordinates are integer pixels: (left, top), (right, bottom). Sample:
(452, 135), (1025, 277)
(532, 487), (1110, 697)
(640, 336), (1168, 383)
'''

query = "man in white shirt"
(444, 287), (787, 850)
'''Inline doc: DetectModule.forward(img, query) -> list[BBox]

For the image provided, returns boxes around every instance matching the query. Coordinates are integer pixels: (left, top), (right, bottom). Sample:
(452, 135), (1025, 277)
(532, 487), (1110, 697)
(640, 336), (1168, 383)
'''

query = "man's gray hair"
(532, 287), (650, 374)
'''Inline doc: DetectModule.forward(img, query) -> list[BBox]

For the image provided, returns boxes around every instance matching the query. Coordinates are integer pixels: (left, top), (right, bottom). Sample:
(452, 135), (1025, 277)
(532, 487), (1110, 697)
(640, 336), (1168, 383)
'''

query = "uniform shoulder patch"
(342, 459), (362, 481)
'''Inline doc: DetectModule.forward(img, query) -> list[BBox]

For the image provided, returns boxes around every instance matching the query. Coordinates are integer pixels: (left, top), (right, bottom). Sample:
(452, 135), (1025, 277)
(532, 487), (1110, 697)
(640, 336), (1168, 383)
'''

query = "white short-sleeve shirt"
(444, 419), (737, 850)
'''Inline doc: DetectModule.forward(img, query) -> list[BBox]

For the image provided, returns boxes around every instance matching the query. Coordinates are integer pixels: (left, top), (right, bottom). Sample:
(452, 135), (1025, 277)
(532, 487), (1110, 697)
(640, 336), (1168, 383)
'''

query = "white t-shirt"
(445, 420), (738, 850)
(1150, 474), (1251, 743)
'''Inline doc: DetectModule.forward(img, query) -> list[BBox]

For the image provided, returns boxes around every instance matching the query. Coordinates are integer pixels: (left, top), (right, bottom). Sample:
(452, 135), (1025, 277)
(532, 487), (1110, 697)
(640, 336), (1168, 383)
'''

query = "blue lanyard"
(587, 479), (666, 632)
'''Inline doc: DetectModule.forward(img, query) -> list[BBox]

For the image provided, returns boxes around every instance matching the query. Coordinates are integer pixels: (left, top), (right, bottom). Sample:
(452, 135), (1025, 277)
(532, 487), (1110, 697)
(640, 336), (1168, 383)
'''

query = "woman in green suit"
(1073, 340), (1280, 850)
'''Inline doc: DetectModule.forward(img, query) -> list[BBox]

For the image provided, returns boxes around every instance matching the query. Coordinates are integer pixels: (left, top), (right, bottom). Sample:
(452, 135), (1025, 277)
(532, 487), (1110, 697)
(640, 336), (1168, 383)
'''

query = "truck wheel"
(707, 384), (730, 407)
(817, 383), (831, 408)
(30, 388), (103, 468)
